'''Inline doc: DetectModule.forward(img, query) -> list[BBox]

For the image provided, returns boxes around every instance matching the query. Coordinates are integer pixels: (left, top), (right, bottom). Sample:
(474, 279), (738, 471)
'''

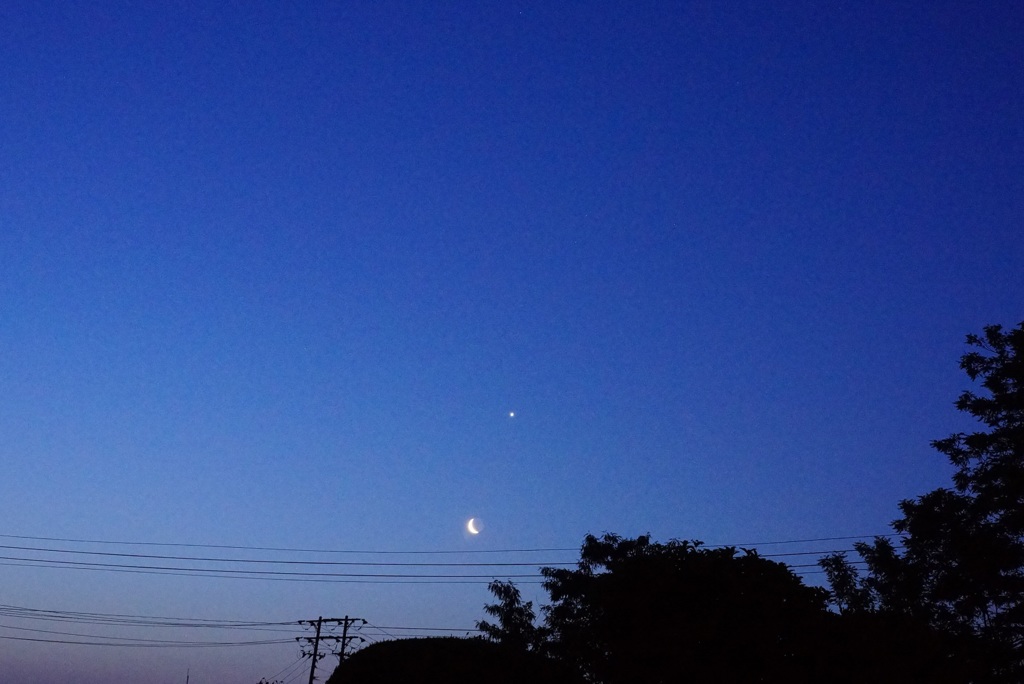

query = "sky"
(1, 1), (1022, 682)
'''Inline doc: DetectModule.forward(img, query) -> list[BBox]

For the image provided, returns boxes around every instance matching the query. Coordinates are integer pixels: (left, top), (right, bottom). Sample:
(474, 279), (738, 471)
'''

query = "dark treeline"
(821, 322), (1024, 682)
(474, 534), (959, 683)
(326, 322), (1023, 684)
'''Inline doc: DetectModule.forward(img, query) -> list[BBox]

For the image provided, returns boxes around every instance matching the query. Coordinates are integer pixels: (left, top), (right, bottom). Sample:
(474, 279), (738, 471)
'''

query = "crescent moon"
(467, 518), (480, 535)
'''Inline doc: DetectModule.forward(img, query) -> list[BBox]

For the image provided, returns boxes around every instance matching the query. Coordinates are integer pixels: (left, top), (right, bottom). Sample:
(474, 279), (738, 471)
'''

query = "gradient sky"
(1, 2), (1022, 682)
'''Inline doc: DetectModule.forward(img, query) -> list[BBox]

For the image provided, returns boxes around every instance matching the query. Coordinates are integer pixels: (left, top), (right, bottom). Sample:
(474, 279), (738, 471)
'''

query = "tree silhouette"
(822, 321), (1024, 681)
(470, 533), (961, 682)
(324, 636), (579, 684)
(476, 579), (545, 652)
(537, 533), (834, 683)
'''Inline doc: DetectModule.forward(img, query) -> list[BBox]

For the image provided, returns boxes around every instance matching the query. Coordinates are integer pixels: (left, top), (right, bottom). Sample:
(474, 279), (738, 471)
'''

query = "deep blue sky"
(1, 2), (1022, 682)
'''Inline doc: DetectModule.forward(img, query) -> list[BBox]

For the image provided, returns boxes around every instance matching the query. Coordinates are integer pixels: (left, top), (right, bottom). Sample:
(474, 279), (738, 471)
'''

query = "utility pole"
(302, 616), (324, 684)
(298, 616), (366, 683)
(336, 615), (366, 661)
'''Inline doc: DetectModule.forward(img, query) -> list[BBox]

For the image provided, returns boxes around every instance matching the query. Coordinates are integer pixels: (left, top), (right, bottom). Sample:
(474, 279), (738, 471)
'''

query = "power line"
(704, 533), (900, 548)
(361, 622), (399, 641)
(0, 542), (575, 567)
(0, 561), (530, 584)
(367, 625), (483, 633)
(0, 532), (576, 554)
(0, 529), (898, 587)
(0, 531), (900, 556)
(0, 610), (483, 654)
(0, 622), (292, 646)
(265, 655), (309, 683)
(759, 547), (900, 559)
(0, 561), (528, 581)
(0, 552), (883, 585)
(0, 536), (898, 573)
(282, 662), (311, 684)
(0, 603), (304, 652)
(0, 633), (293, 647)
(0, 604), (297, 633)
(0, 540), (900, 565)
(0, 553), (545, 578)
(0, 602), (295, 625)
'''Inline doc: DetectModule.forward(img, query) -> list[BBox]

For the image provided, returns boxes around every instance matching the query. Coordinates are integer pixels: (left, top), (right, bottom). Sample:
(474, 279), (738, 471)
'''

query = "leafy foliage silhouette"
(481, 533), (957, 683)
(476, 579), (546, 652)
(537, 533), (831, 683)
(822, 321), (1024, 681)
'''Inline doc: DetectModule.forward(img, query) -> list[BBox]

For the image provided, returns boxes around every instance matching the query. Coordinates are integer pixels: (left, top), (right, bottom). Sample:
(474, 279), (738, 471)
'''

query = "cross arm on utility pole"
(298, 616), (366, 684)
